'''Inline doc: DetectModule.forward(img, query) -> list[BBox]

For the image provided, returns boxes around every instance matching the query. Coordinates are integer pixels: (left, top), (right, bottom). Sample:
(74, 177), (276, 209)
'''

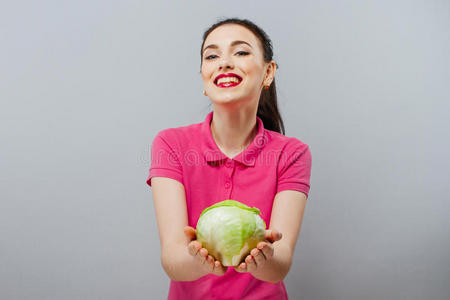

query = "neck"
(210, 107), (258, 159)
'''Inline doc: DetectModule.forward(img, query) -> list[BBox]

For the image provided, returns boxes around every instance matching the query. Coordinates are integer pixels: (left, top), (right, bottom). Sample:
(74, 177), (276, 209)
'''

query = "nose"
(218, 54), (234, 70)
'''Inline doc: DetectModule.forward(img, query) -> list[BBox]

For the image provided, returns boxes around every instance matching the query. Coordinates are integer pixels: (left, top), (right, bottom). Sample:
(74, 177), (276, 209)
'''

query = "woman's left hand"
(234, 229), (282, 274)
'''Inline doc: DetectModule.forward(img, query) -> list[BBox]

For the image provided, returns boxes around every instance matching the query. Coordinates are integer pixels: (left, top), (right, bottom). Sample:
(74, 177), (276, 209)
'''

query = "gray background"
(1, 1), (449, 299)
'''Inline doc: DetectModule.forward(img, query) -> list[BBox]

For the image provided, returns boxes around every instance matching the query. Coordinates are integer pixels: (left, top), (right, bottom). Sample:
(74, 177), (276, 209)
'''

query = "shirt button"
(224, 181), (231, 189)
(225, 161), (233, 168)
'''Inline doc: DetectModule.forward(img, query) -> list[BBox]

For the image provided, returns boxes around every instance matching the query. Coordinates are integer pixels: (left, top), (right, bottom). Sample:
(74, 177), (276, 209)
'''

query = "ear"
(264, 61), (277, 86)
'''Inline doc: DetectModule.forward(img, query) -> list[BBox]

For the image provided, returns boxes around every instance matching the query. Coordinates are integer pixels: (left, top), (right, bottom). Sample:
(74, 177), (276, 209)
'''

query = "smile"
(214, 73), (243, 88)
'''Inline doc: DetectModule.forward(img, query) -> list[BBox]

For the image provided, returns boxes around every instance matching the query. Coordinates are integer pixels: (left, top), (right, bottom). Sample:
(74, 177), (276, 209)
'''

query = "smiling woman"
(199, 20), (283, 135)
(147, 17), (312, 300)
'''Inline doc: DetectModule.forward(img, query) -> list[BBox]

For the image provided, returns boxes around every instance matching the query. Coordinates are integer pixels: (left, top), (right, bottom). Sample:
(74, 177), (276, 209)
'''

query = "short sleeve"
(276, 139), (312, 198)
(146, 131), (184, 187)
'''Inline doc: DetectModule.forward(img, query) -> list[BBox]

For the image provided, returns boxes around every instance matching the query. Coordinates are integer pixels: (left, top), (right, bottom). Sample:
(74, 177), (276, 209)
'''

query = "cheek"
(201, 69), (213, 83)
(243, 61), (264, 78)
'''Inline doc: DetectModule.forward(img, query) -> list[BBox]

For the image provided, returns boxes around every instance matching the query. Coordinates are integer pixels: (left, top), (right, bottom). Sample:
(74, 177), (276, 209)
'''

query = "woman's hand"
(184, 226), (227, 276)
(234, 229), (283, 274)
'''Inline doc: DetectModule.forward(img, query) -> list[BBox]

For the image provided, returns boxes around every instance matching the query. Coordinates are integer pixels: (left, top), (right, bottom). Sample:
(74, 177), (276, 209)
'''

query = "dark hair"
(200, 18), (285, 135)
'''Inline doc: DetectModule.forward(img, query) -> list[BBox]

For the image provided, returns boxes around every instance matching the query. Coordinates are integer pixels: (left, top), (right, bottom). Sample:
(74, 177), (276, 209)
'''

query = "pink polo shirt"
(146, 111), (311, 300)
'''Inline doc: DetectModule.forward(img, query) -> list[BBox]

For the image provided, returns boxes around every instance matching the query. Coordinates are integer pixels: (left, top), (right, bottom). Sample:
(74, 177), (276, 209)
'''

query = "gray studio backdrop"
(1, 1), (449, 299)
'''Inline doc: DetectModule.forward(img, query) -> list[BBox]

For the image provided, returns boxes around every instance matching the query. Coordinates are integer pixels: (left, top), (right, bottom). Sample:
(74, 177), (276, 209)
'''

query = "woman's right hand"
(184, 226), (227, 276)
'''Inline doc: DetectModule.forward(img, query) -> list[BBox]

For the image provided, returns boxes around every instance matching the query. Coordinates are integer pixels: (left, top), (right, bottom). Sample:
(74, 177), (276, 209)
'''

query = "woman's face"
(201, 24), (275, 107)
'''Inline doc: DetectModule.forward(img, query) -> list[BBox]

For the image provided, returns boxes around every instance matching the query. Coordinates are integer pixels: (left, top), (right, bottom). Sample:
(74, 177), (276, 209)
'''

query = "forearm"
(161, 242), (209, 281)
(251, 243), (292, 283)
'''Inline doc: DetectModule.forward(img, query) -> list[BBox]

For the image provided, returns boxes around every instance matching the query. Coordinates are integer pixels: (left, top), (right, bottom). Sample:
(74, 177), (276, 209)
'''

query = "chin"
(211, 93), (243, 104)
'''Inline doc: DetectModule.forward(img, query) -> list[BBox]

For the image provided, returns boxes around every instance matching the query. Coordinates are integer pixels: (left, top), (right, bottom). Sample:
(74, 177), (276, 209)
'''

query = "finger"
(206, 255), (214, 271)
(200, 248), (208, 259)
(188, 241), (201, 256)
(196, 248), (208, 264)
(235, 262), (247, 273)
(245, 255), (257, 273)
(213, 260), (221, 271)
(213, 260), (227, 275)
(257, 242), (273, 259)
(196, 253), (206, 264)
(184, 226), (197, 240)
(251, 248), (265, 267)
(267, 229), (282, 242)
(265, 229), (282, 243)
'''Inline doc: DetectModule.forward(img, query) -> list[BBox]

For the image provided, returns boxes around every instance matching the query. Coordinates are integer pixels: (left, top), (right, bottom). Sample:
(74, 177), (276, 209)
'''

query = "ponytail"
(258, 78), (285, 135)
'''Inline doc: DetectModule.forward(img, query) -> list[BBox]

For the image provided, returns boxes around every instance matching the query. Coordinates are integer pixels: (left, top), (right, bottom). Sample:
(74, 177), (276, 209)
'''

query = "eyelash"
(205, 51), (249, 60)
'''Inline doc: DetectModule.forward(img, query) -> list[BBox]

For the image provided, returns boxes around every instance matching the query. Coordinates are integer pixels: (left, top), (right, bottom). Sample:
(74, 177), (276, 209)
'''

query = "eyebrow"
(203, 40), (253, 54)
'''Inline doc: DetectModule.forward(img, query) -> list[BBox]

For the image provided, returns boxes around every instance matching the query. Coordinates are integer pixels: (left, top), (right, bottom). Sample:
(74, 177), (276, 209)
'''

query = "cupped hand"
(234, 229), (282, 274)
(184, 226), (227, 276)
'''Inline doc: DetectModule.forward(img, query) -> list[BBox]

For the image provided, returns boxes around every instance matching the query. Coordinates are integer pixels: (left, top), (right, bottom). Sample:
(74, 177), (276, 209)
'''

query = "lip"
(214, 73), (243, 85)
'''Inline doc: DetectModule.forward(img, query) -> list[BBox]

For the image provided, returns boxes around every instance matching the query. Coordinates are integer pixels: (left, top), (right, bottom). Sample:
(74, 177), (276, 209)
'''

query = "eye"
(236, 51), (249, 56)
(205, 54), (218, 60)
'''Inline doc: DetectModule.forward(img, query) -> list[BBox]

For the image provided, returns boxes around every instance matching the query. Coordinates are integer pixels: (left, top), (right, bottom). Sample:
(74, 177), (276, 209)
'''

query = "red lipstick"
(214, 73), (243, 88)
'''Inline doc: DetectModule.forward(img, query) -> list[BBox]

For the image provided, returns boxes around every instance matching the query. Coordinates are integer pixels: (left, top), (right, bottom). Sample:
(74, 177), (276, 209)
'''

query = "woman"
(147, 18), (312, 299)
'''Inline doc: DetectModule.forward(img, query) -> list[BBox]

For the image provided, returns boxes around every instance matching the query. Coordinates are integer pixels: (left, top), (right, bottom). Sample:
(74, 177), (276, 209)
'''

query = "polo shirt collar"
(201, 111), (266, 167)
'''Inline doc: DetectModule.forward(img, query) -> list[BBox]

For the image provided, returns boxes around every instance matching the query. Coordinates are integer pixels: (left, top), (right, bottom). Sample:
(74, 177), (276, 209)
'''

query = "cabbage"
(196, 200), (267, 266)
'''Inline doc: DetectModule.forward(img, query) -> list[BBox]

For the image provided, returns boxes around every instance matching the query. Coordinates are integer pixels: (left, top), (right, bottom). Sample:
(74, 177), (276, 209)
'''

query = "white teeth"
(217, 77), (240, 84)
